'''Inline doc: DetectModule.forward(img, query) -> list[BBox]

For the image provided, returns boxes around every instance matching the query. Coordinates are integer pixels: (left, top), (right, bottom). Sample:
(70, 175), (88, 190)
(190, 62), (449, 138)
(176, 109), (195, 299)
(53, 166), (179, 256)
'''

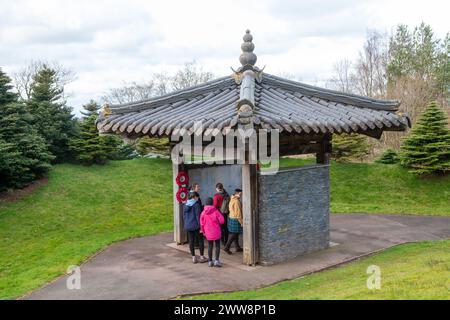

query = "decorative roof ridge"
(263, 73), (401, 111)
(107, 75), (235, 114)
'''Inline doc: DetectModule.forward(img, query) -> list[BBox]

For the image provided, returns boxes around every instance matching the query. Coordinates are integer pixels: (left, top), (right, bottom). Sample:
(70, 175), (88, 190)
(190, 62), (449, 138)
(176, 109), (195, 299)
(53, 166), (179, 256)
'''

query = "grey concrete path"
(25, 214), (450, 300)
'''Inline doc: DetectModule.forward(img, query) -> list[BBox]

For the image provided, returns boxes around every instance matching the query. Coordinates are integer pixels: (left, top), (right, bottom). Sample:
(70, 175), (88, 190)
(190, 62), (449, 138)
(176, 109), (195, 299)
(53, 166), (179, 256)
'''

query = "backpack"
(220, 193), (231, 215)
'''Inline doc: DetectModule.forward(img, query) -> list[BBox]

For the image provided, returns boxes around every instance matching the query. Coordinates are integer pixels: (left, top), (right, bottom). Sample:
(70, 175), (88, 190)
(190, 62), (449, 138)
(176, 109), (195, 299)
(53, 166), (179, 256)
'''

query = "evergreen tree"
(136, 136), (170, 156)
(400, 101), (450, 175)
(331, 134), (370, 162)
(375, 149), (399, 164)
(69, 101), (133, 165)
(27, 65), (77, 162)
(80, 100), (102, 118)
(387, 23), (449, 99)
(0, 69), (18, 105)
(69, 114), (119, 165)
(0, 69), (53, 191)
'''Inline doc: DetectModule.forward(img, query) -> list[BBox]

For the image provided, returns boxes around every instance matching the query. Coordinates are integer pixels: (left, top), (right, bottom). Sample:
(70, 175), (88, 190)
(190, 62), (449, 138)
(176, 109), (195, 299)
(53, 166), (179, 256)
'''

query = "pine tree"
(69, 114), (118, 165)
(136, 136), (170, 157)
(0, 69), (53, 191)
(0, 68), (18, 105)
(27, 65), (77, 162)
(331, 134), (370, 162)
(375, 149), (399, 164)
(80, 100), (102, 118)
(400, 101), (450, 175)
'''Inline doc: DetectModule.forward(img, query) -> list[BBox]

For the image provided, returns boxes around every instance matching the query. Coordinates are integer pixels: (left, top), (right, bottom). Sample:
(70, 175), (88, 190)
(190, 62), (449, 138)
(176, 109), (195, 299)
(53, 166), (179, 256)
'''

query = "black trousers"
(225, 232), (241, 251)
(207, 239), (221, 261)
(221, 215), (229, 245)
(187, 230), (204, 257)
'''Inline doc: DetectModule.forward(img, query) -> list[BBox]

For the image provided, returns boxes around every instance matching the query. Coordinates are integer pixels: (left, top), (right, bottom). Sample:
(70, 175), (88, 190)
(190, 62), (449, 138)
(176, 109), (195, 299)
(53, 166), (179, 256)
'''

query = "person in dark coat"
(189, 183), (203, 248)
(183, 192), (207, 264)
(213, 183), (230, 245)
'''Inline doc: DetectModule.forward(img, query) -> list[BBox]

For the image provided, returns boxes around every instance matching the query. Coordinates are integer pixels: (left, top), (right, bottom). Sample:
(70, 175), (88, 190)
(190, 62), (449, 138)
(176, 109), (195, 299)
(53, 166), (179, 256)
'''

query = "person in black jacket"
(183, 192), (207, 264)
(189, 183), (203, 209)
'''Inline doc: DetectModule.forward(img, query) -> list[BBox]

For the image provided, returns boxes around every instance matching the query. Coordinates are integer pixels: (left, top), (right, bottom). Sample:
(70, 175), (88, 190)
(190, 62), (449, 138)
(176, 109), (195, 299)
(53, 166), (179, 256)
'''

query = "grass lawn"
(0, 158), (172, 300)
(279, 158), (450, 216)
(0, 158), (448, 299)
(187, 240), (450, 300)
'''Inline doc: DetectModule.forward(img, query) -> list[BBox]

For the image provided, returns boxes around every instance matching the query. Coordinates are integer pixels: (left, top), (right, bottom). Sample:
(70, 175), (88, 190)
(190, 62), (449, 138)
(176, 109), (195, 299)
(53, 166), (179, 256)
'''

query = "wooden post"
(242, 162), (258, 265)
(171, 140), (188, 245)
(317, 134), (332, 165)
(172, 162), (187, 244)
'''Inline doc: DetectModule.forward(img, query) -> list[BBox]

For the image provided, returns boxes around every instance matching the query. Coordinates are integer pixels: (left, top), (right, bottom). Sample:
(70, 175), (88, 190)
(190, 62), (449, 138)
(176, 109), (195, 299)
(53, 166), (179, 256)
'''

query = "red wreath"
(176, 172), (189, 187)
(176, 187), (189, 203)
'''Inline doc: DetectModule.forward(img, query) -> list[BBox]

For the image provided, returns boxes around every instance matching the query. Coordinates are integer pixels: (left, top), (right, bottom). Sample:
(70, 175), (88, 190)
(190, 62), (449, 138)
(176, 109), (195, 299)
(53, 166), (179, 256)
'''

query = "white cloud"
(0, 0), (448, 115)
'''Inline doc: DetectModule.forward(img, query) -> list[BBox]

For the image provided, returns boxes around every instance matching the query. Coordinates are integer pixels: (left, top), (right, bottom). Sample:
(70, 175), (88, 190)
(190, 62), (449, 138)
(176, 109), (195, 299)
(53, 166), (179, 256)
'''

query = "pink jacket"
(200, 205), (225, 241)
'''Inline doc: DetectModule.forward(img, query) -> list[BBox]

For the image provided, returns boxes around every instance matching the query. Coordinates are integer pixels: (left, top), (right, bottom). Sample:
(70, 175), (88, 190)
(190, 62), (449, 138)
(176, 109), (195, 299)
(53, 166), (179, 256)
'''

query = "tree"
(0, 69), (53, 191)
(13, 60), (76, 101)
(80, 100), (102, 118)
(400, 101), (450, 175)
(171, 61), (214, 91)
(69, 101), (135, 165)
(375, 149), (399, 164)
(352, 30), (388, 98)
(327, 59), (354, 93)
(387, 23), (449, 102)
(27, 65), (77, 162)
(69, 115), (120, 165)
(103, 61), (214, 105)
(331, 134), (370, 162)
(135, 136), (170, 157)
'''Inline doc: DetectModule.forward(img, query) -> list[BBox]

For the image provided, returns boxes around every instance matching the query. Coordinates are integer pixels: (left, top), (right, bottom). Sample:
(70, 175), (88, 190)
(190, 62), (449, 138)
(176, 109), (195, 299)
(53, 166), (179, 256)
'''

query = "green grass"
(0, 158), (172, 300)
(187, 240), (450, 300)
(279, 158), (450, 216)
(0, 157), (448, 299)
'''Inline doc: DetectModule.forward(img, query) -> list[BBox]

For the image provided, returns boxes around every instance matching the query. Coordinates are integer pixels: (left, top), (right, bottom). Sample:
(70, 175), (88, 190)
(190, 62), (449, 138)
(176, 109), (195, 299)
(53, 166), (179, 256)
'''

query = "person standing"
(200, 197), (225, 267)
(189, 183), (203, 209)
(183, 192), (207, 264)
(213, 183), (230, 245)
(224, 189), (243, 255)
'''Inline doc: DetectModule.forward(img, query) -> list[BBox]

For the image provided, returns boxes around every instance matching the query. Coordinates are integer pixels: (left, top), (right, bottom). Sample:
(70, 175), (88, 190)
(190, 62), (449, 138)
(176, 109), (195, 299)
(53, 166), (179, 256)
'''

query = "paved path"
(25, 214), (450, 300)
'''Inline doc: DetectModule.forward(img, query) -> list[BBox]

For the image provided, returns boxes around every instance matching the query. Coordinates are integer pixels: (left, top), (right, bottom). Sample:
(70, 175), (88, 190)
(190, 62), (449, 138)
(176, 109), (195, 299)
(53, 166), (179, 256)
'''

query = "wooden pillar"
(172, 162), (187, 244)
(242, 163), (258, 265)
(317, 134), (332, 165)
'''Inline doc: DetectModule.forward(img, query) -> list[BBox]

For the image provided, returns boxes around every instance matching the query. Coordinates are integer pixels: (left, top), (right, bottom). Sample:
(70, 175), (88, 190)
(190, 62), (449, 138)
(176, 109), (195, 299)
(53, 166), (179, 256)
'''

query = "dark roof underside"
(97, 73), (409, 137)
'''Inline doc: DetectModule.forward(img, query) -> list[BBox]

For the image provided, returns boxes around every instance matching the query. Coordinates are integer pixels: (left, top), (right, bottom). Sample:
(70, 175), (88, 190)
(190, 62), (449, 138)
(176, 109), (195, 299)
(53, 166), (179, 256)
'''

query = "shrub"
(375, 149), (399, 164)
(400, 101), (450, 175)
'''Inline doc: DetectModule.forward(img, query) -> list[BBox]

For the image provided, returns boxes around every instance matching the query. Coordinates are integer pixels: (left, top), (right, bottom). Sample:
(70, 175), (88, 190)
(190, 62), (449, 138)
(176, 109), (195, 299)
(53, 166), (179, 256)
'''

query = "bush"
(332, 134), (370, 162)
(400, 101), (450, 175)
(375, 149), (399, 164)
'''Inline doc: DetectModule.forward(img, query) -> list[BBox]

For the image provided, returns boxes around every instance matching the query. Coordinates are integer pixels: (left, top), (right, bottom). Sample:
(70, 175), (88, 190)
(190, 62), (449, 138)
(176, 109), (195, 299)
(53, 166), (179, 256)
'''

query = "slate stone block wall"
(258, 165), (330, 265)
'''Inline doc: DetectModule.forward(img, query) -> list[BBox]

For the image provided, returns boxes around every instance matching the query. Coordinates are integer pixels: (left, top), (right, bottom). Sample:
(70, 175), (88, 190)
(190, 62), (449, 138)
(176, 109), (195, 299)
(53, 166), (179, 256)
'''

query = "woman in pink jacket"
(200, 198), (225, 267)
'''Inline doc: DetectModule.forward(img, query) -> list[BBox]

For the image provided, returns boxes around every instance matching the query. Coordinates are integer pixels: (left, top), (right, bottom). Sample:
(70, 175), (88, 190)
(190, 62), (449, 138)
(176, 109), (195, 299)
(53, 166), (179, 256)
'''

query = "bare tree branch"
(103, 61), (214, 105)
(13, 60), (76, 100)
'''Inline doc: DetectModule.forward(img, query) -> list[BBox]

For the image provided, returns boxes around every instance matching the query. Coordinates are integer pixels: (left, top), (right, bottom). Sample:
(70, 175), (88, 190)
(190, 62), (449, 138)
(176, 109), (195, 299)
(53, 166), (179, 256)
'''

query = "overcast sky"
(1, 0), (448, 115)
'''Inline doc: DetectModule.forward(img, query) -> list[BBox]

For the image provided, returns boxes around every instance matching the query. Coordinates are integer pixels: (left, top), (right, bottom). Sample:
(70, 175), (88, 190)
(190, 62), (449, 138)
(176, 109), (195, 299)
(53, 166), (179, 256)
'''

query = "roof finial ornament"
(240, 29), (257, 68)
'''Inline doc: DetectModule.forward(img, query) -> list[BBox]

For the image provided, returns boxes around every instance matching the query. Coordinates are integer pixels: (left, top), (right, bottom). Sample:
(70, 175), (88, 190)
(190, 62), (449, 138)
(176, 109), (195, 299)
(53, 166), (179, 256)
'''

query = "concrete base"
(23, 214), (450, 300)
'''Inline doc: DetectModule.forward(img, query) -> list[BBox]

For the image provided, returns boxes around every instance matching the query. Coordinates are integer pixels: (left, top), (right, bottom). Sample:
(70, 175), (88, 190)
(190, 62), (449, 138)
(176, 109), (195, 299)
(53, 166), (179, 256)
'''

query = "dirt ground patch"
(0, 178), (48, 203)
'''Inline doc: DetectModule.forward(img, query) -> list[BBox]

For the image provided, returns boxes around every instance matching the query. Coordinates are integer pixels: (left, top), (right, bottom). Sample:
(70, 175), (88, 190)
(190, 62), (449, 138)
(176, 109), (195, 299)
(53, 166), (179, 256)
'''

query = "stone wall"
(258, 165), (330, 265)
